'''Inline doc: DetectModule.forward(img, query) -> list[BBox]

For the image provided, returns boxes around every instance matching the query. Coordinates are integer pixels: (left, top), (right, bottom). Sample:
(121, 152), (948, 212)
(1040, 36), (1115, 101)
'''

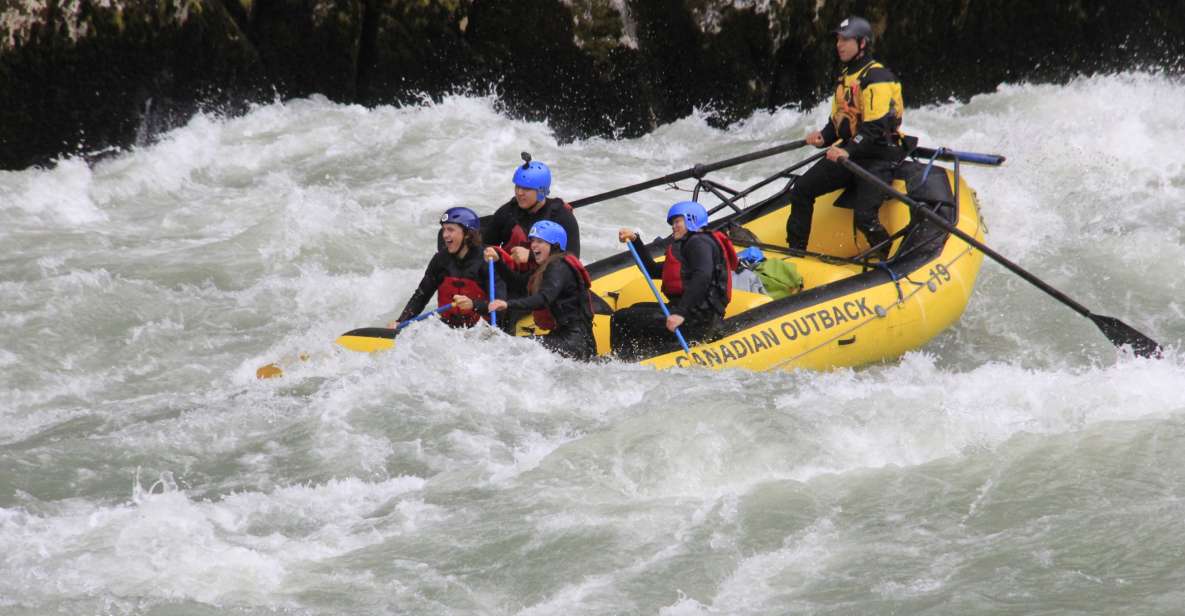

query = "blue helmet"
(738, 246), (765, 265)
(513, 160), (551, 203)
(440, 206), (480, 231)
(528, 220), (567, 251)
(666, 200), (709, 232)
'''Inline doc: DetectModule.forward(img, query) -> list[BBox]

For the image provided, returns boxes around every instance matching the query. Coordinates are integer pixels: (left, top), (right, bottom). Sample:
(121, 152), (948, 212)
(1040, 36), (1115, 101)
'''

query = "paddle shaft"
(625, 240), (691, 354)
(396, 302), (453, 331)
(840, 158), (1161, 356)
(570, 140), (807, 209)
(487, 261), (497, 328)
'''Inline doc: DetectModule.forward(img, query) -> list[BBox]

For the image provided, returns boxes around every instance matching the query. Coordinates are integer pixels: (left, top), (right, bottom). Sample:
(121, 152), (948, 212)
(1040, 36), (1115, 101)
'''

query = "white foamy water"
(1, 74), (1184, 614)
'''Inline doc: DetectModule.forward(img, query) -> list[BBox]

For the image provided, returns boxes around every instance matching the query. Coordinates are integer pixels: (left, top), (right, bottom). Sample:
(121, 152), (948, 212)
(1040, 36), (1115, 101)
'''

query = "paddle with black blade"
(839, 158), (1163, 358)
(568, 139), (807, 208)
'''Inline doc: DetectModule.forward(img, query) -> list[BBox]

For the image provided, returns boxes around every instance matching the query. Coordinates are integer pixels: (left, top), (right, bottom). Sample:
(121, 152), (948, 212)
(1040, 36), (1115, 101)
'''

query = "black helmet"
(833, 16), (873, 42)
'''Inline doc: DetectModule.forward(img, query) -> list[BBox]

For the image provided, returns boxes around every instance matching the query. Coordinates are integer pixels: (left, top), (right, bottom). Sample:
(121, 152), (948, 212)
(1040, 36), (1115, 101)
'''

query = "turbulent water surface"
(2, 73), (1185, 615)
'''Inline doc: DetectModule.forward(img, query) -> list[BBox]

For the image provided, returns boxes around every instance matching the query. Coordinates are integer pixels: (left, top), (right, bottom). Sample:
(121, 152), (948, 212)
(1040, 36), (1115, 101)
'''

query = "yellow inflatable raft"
(265, 143), (1162, 380)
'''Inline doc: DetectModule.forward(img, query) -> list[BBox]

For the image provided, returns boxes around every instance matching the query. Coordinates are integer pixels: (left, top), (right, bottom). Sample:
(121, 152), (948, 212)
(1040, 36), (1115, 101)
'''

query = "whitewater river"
(2, 73), (1184, 614)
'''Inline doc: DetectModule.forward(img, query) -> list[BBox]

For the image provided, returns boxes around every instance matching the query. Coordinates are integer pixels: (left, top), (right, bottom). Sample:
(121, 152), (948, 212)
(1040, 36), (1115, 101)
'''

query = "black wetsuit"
(503, 255), (595, 361)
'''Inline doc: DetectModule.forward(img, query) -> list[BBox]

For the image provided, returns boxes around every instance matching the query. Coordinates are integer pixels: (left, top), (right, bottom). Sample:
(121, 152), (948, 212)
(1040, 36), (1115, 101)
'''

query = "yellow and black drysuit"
(786, 56), (905, 255)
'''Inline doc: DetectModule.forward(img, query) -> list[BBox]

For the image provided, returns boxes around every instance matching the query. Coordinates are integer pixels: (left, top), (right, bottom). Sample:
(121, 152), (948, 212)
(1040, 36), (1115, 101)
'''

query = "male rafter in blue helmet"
(486, 152), (581, 264)
(488, 219), (596, 360)
(483, 152), (582, 334)
(395, 207), (505, 329)
(513, 161), (552, 203)
(786, 15), (905, 260)
(611, 200), (739, 360)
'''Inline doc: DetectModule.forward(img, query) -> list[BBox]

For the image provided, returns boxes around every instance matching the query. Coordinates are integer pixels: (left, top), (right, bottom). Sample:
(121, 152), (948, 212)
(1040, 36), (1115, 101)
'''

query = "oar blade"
(335, 327), (398, 353)
(1090, 314), (1163, 358)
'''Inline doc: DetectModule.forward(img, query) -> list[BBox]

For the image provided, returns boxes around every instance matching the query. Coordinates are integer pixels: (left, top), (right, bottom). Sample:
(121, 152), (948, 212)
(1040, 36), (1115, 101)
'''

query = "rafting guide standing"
(785, 16), (906, 259)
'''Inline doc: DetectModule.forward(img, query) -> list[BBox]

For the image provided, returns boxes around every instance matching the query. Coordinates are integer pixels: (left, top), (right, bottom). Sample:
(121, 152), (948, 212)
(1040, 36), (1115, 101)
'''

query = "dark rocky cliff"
(2, 0), (1183, 170)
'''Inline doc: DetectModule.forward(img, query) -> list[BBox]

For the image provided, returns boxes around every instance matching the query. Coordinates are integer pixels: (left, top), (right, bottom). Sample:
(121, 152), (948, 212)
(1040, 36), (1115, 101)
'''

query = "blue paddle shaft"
(488, 260), (497, 327)
(625, 240), (691, 354)
(395, 302), (453, 331)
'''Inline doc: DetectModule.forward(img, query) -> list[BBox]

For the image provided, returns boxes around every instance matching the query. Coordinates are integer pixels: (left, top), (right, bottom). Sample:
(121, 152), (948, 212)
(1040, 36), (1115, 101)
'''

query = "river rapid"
(2, 72), (1184, 615)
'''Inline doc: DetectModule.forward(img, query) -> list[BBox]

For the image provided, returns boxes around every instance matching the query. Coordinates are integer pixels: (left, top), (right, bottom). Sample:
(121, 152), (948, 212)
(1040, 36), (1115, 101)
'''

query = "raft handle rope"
(919, 147), (943, 186)
(873, 261), (906, 303)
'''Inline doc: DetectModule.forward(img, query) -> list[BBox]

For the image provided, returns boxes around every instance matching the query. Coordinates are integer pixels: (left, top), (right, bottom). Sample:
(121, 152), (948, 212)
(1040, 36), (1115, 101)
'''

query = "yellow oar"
(255, 303), (454, 379)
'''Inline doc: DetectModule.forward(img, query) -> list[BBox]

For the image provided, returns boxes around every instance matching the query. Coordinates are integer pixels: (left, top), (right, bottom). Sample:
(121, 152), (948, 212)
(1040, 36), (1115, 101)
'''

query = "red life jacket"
(436, 276), (488, 327)
(500, 201), (575, 273)
(532, 254), (593, 331)
(502, 224), (530, 252)
(659, 231), (739, 301)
